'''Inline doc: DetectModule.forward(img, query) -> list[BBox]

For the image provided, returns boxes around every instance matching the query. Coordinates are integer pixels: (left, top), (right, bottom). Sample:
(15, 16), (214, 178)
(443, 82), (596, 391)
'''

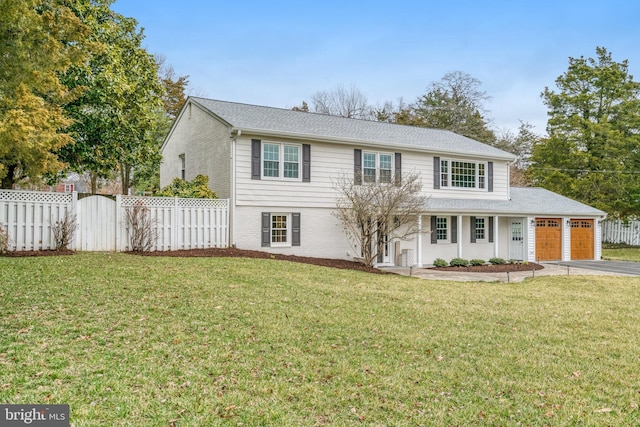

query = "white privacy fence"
(601, 219), (640, 246)
(0, 189), (229, 252)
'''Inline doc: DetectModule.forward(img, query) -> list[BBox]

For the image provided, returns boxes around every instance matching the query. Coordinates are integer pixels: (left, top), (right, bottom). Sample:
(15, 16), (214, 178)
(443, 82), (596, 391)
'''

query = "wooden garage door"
(536, 218), (562, 261)
(571, 219), (594, 260)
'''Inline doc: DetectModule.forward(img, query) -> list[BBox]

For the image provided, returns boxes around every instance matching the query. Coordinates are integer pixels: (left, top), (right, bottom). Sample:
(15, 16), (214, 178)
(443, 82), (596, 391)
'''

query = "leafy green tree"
(156, 175), (217, 199)
(529, 47), (640, 218)
(60, 0), (163, 194)
(130, 56), (190, 195)
(0, 0), (87, 188)
(396, 71), (496, 143)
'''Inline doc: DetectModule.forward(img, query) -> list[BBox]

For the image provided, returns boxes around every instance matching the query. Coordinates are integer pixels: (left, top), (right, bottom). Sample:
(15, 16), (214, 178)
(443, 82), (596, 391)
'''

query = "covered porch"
(406, 188), (607, 267)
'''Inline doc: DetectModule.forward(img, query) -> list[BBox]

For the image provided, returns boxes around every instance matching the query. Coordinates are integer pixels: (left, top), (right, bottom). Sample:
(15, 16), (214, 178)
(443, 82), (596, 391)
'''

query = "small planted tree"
(333, 171), (426, 266)
(0, 223), (9, 254)
(52, 210), (77, 250)
(125, 200), (158, 252)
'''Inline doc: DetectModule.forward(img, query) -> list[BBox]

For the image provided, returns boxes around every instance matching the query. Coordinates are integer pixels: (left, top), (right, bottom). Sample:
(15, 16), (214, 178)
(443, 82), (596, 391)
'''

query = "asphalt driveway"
(553, 260), (640, 276)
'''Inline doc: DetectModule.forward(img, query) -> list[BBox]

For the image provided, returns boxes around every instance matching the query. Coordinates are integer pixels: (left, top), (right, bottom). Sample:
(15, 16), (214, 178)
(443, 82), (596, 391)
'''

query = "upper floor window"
(362, 151), (393, 184)
(441, 159), (487, 190)
(263, 143), (301, 180)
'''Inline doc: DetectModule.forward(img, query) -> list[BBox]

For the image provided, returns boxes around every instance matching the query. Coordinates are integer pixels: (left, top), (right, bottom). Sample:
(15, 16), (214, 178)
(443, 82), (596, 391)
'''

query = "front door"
(509, 220), (524, 260)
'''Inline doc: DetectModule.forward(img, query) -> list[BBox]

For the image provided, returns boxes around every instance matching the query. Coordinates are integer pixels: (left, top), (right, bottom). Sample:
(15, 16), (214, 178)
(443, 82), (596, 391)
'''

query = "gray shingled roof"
(425, 187), (606, 216)
(190, 97), (517, 160)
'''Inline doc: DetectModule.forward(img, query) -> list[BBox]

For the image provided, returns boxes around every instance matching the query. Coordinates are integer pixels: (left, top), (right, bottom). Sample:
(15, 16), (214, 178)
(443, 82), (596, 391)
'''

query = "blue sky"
(112, 0), (640, 135)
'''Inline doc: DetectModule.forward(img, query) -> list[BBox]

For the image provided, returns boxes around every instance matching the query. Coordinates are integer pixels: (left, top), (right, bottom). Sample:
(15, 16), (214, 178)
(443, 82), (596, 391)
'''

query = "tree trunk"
(120, 164), (131, 195)
(90, 172), (98, 194)
(1, 164), (17, 189)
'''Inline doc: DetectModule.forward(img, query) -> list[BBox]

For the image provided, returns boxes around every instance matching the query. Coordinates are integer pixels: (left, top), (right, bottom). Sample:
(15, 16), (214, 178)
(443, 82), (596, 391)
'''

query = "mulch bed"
(1, 247), (544, 274)
(430, 263), (544, 273)
(1, 249), (76, 257)
(129, 247), (388, 274)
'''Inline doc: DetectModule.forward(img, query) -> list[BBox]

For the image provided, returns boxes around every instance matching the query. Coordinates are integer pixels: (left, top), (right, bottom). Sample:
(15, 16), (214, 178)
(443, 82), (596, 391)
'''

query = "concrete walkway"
(384, 262), (635, 283)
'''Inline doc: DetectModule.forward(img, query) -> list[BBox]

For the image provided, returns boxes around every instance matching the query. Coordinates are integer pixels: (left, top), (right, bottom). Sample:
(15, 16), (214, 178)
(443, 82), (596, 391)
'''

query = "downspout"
(416, 215), (423, 268)
(230, 129), (241, 247)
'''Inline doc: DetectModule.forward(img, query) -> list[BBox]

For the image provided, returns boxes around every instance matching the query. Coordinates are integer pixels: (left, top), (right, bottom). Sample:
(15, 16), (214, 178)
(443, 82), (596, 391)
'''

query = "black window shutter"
(292, 213), (301, 246)
(434, 157), (440, 189)
(451, 216), (457, 244)
(302, 144), (311, 182)
(488, 162), (493, 192)
(488, 217), (494, 243)
(354, 149), (362, 185)
(430, 216), (437, 244)
(395, 152), (402, 186)
(261, 212), (270, 247)
(470, 216), (476, 243)
(251, 139), (261, 180)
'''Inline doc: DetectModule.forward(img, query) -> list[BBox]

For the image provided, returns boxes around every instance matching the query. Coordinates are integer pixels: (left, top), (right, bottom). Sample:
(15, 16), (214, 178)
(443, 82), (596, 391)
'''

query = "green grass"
(602, 246), (640, 262)
(1, 253), (640, 425)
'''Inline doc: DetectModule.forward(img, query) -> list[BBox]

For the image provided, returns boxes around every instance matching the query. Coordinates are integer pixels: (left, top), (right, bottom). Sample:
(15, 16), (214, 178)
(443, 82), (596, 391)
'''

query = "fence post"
(115, 194), (122, 251)
(71, 191), (78, 251)
(173, 197), (179, 250)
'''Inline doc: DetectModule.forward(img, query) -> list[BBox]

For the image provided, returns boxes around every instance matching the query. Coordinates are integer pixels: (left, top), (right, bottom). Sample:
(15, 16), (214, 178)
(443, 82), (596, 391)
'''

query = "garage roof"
(425, 187), (606, 217)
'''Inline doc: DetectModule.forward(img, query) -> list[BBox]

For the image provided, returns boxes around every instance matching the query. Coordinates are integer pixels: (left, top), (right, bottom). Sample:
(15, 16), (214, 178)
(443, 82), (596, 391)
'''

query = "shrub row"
(432, 257), (517, 267)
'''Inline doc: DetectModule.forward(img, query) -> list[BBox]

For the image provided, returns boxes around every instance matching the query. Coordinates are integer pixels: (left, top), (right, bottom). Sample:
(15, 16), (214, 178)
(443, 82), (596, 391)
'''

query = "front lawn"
(602, 245), (640, 262)
(1, 253), (639, 425)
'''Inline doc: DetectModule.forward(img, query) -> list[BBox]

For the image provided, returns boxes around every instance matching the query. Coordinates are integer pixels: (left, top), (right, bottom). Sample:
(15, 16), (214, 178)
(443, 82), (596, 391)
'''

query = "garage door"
(536, 218), (562, 261)
(571, 219), (594, 260)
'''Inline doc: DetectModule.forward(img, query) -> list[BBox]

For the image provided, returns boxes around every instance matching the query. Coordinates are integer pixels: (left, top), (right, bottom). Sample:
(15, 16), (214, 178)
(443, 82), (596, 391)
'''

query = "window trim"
(361, 150), (395, 184)
(179, 154), (185, 180)
(436, 216), (449, 243)
(270, 213), (291, 247)
(439, 158), (489, 191)
(262, 212), (301, 247)
(261, 141), (303, 181)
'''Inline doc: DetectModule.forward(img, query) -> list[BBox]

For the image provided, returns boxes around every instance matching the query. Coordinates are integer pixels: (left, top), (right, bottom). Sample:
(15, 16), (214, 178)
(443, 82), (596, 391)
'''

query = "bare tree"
(333, 171), (426, 266)
(125, 200), (158, 252)
(311, 84), (372, 119)
(52, 210), (77, 250)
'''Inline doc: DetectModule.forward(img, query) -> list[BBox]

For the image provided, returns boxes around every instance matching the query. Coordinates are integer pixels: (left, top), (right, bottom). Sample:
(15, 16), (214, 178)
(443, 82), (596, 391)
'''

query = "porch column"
(416, 214), (423, 268)
(493, 215), (499, 258)
(457, 215), (463, 258)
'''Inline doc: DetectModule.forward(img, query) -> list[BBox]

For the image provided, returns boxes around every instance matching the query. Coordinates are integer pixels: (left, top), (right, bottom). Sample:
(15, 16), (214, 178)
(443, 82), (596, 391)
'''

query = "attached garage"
(535, 218), (562, 261)
(570, 219), (594, 260)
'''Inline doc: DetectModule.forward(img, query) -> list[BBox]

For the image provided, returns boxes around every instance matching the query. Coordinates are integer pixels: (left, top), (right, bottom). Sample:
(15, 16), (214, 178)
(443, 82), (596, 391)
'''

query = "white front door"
(509, 220), (524, 260)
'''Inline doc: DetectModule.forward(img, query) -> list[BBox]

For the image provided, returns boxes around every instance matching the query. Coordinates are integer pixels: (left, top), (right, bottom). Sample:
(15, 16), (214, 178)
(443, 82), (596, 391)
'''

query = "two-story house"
(160, 97), (606, 266)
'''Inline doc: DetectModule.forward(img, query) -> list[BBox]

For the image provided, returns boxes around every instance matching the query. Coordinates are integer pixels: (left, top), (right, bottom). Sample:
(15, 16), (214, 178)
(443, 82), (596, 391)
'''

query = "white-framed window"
(262, 142), (301, 180)
(179, 154), (185, 180)
(436, 217), (449, 242)
(440, 159), (487, 190)
(262, 212), (301, 247)
(474, 217), (486, 241)
(271, 213), (290, 246)
(362, 151), (393, 184)
(64, 184), (74, 193)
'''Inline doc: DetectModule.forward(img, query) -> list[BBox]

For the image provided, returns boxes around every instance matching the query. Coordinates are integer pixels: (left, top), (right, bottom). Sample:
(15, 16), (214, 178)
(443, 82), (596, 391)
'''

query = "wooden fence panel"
(0, 190), (73, 251)
(602, 220), (640, 246)
(0, 190), (229, 252)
